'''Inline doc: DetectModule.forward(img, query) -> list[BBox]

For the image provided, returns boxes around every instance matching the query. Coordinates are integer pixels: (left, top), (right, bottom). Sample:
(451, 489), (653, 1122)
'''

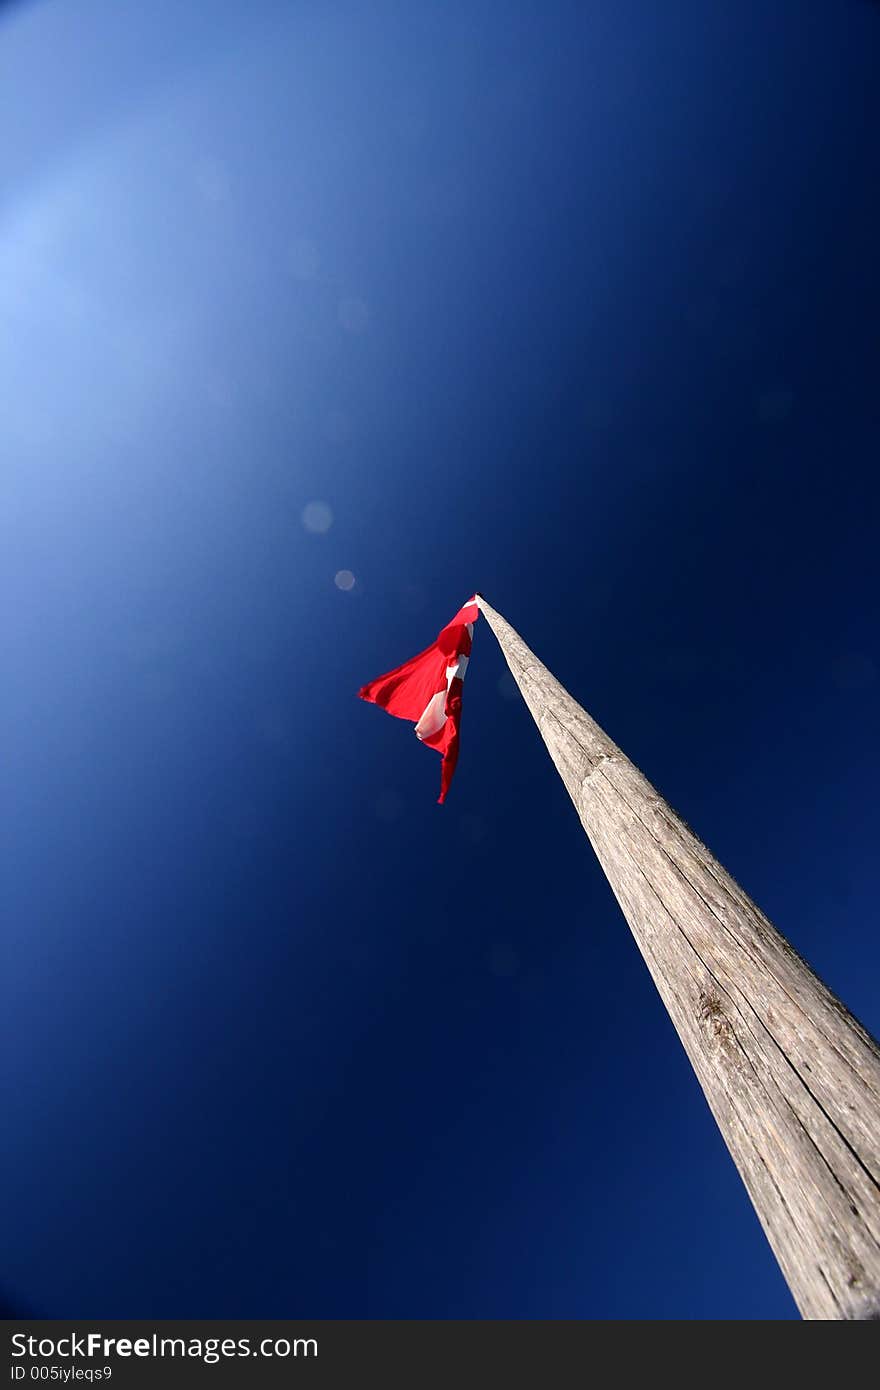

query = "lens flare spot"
(302, 500), (333, 534)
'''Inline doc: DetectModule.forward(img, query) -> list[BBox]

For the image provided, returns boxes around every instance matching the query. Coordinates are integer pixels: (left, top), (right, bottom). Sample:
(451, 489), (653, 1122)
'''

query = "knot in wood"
(699, 990), (732, 1043)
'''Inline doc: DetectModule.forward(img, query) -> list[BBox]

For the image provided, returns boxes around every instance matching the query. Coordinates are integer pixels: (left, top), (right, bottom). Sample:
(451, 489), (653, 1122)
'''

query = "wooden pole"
(477, 595), (880, 1319)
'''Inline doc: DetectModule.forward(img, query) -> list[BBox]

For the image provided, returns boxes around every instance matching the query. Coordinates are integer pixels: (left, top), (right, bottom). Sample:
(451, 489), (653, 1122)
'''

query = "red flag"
(358, 596), (480, 803)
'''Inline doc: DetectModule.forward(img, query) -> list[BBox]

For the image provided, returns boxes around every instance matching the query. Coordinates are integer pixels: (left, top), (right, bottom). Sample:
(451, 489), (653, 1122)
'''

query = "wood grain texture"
(477, 595), (880, 1319)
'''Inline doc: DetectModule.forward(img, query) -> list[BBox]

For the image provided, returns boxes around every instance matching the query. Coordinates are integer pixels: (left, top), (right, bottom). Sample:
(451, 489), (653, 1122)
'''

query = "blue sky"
(2, 0), (879, 1318)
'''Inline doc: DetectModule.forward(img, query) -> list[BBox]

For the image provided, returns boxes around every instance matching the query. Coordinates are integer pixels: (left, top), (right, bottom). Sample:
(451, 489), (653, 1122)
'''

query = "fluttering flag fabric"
(357, 595), (480, 803)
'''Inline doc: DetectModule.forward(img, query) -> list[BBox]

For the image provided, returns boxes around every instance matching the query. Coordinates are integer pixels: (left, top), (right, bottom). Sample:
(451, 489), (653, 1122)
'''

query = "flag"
(357, 595), (480, 803)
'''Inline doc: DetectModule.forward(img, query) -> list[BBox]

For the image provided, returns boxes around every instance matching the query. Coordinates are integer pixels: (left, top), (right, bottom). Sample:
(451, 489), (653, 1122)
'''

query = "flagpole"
(476, 595), (880, 1320)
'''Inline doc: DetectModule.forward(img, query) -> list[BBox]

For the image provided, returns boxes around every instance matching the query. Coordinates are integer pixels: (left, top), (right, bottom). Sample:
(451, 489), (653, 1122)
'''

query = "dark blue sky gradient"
(2, 0), (879, 1319)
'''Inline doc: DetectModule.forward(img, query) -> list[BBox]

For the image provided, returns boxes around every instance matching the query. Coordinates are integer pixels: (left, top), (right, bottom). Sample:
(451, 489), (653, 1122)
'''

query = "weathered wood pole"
(477, 595), (880, 1319)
